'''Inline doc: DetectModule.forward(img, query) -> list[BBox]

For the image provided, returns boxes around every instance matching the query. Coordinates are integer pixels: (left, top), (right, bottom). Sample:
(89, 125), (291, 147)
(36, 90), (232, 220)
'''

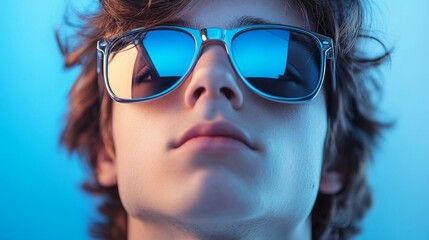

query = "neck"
(128, 215), (312, 240)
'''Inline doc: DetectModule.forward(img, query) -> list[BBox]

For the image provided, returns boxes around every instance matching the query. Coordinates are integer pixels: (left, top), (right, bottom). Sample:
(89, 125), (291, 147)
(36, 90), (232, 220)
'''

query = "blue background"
(0, 1), (428, 239)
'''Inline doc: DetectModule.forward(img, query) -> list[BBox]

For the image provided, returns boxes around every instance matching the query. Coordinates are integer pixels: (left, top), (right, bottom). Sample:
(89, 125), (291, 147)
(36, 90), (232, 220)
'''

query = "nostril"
(193, 87), (205, 100)
(220, 87), (234, 100)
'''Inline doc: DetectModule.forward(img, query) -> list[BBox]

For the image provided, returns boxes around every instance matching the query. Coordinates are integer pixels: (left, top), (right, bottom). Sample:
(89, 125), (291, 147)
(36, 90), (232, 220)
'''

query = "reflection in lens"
(131, 43), (178, 98)
(232, 29), (321, 99)
(107, 29), (195, 100)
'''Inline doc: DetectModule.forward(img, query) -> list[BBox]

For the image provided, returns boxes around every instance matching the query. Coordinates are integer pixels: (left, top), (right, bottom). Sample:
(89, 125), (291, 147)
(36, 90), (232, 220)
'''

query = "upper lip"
(174, 121), (256, 150)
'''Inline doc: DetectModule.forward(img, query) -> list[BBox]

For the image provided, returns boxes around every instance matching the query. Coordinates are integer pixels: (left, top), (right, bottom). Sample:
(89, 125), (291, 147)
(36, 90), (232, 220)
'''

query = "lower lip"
(179, 136), (250, 151)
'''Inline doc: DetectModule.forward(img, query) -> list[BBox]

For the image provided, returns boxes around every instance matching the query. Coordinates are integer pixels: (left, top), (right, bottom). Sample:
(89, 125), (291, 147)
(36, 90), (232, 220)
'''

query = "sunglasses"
(97, 24), (335, 103)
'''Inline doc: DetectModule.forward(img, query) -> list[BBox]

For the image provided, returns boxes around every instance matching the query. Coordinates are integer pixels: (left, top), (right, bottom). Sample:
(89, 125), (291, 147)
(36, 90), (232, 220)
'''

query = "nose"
(184, 44), (244, 109)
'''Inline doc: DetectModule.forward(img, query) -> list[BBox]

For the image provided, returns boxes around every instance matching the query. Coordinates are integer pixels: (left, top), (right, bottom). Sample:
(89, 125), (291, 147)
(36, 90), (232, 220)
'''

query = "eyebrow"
(159, 16), (276, 29)
(231, 16), (276, 28)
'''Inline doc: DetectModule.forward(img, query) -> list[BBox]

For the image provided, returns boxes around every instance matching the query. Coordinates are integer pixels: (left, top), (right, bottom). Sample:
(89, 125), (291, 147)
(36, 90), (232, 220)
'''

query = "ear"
(96, 147), (117, 187)
(319, 166), (344, 194)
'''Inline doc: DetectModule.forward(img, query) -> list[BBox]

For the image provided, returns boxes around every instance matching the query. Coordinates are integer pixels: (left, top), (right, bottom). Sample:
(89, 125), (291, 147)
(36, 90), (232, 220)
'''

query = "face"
(108, 0), (327, 233)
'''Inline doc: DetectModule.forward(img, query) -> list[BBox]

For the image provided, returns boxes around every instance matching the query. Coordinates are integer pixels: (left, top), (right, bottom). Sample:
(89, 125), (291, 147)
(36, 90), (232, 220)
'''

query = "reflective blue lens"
(107, 29), (195, 100)
(232, 29), (321, 99)
(143, 30), (195, 78)
(129, 30), (195, 99)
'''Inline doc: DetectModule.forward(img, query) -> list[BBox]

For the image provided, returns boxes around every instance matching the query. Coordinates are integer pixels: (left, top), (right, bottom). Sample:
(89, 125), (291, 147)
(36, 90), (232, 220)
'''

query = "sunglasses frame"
(97, 24), (335, 103)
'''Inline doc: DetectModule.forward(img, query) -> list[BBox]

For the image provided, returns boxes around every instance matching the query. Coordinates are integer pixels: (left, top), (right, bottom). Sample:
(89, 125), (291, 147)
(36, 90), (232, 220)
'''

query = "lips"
(174, 121), (256, 150)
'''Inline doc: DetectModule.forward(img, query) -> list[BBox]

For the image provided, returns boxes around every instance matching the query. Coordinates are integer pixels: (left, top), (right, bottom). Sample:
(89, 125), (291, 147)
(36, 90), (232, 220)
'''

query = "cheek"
(111, 102), (171, 215)
(260, 95), (327, 218)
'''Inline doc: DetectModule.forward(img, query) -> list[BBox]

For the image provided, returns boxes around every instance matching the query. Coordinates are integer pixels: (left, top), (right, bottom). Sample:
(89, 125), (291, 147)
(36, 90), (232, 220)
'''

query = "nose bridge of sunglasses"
(198, 28), (231, 57)
(200, 28), (226, 42)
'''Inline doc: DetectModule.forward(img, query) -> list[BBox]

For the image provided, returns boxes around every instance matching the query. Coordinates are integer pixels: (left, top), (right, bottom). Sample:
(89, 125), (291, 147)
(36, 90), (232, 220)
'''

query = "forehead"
(172, 0), (306, 29)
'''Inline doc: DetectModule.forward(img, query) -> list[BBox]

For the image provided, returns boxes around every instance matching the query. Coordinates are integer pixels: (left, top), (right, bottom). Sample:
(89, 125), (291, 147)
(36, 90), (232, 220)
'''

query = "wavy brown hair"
(59, 0), (390, 239)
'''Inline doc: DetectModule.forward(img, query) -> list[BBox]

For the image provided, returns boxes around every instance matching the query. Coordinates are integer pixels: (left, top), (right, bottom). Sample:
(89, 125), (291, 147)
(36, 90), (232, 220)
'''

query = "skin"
(97, 0), (338, 239)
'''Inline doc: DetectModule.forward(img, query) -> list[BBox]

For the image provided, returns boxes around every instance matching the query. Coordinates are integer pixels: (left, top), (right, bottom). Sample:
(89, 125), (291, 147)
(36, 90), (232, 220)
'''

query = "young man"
(60, 0), (389, 239)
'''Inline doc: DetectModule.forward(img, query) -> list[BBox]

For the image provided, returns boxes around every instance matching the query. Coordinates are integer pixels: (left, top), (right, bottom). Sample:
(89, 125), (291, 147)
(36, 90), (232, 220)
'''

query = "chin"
(173, 167), (260, 224)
